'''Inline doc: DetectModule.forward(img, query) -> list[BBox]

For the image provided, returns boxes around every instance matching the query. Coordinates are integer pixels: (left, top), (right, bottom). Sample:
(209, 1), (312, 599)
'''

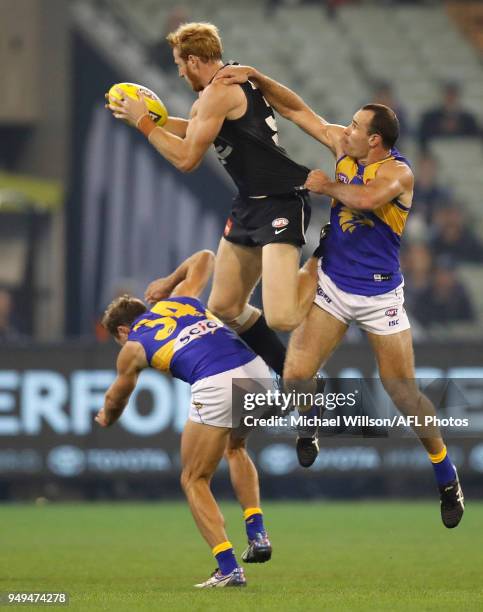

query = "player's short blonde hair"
(166, 22), (223, 63)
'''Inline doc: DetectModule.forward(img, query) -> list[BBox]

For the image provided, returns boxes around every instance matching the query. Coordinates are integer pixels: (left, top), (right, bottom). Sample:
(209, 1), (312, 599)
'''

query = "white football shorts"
(189, 356), (272, 428)
(314, 264), (410, 335)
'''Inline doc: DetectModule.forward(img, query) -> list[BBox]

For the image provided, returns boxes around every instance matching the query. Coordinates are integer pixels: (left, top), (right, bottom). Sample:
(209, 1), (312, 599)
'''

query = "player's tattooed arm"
(95, 343), (146, 427)
(305, 162), (414, 211)
(214, 65), (345, 156)
(145, 250), (215, 303)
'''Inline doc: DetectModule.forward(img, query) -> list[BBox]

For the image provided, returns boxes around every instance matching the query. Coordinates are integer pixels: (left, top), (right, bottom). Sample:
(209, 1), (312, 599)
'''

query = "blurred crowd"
(379, 81), (482, 334)
(105, 0), (483, 340)
(2, 1), (481, 344)
(263, 0), (437, 17)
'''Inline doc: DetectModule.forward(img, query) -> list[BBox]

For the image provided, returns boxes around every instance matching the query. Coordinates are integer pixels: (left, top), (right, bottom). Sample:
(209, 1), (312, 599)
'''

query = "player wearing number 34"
(96, 250), (275, 588)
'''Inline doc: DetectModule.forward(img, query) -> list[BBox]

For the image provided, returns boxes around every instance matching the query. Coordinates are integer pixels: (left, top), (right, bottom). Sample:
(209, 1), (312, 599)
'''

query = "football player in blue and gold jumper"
(96, 250), (284, 588)
(214, 65), (464, 529)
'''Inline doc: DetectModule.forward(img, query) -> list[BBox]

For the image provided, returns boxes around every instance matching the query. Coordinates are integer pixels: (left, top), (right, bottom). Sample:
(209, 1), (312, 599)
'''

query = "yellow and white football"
(108, 82), (168, 126)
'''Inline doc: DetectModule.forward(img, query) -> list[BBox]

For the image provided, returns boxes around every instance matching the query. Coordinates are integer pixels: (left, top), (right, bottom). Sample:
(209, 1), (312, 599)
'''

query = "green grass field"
(2, 501), (482, 611)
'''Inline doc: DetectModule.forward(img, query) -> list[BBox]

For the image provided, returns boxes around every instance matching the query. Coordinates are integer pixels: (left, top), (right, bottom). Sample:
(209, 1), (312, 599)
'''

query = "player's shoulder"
(199, 81), (247, 120)
(203, 80), (246, 107)
(204, 80), (244, 98)
(379, 157), (414, 183)
(118, 340), (148, 372)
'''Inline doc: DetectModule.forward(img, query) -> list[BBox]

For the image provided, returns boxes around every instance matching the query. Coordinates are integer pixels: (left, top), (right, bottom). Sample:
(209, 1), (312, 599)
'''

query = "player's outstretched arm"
(147, 83), (242, 171)
(170, 249), (215, 298)
(145, 250), (215, 303)
(108, 84), (241, 172)
(163, 117), (189, 138)
(305, 162), (413, 210)
(105, 92), (188, 137)
(214, 65), (345, 156)
(95, 343), (146, 427)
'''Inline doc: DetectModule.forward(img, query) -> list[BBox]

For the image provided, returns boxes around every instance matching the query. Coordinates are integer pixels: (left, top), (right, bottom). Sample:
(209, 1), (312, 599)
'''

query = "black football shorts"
(223, 189), (311, 248)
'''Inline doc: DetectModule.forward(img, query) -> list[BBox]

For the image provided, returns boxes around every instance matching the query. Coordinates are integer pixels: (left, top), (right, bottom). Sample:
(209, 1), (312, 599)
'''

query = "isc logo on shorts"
(317, 286), (332, 304)
(272, 217), (289, 229)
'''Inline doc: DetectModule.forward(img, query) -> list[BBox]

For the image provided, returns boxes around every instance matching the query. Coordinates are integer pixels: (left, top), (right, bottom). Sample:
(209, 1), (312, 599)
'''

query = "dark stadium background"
(1, 0), (482, 504)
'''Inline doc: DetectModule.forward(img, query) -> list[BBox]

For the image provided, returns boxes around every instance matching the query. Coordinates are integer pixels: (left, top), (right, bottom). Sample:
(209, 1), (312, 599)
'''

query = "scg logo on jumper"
(176, 319), (222, 348)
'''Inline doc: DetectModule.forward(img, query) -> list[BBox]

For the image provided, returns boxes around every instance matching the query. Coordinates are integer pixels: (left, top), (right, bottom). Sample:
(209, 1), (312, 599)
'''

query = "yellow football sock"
(429, 446), (447, 464)
(243, 507), (263, 520)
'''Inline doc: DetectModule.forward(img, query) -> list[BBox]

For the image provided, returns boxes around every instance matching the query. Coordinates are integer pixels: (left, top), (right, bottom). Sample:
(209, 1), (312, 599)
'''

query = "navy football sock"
(240, 315), (286, 376)
(213, 541), (238, 576)
(244, 507), (266, 540)
(429, 446), (457, 486)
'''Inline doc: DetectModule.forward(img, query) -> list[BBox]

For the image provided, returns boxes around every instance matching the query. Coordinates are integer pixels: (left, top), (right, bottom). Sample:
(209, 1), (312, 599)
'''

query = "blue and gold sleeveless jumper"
(322, 148), (411, 296)
(128, 297), (255, 385)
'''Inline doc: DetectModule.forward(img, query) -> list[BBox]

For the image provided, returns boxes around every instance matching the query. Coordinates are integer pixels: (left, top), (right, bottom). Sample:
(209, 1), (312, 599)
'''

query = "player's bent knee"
(180, 470), (191, 493)
(227, 435), (247, 452)
(283, 360), (317, 381)
(180, 469), (195, 493)
(207, 297), (243, 323)
(265, 311), (299, 332)
(382, 379), (419, 411)
(224, 442), (247, 462)
(180, 469), (210, 493)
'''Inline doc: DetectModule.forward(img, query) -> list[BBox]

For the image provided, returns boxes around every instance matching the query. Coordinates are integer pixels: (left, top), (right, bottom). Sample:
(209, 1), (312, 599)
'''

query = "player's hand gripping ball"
(106, 82), (168, 127)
